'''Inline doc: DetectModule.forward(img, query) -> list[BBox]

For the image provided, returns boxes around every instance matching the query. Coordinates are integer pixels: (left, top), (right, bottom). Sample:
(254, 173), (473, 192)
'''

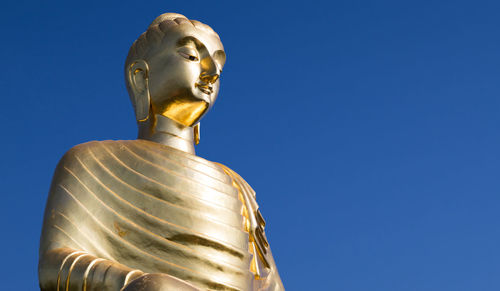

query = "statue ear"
(127, 60), (151, 122)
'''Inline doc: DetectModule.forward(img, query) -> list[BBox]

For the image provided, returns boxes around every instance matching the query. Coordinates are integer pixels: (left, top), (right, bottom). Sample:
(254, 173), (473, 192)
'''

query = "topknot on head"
(148, 13), (188, 28)
(147, 13), (219, 38)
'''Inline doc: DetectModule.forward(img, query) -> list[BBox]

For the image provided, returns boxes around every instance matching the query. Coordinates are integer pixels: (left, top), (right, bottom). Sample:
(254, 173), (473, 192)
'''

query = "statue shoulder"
(57, 140), (127, 165)
(214, 162), (256, 198)
(55, 141), (95, 169)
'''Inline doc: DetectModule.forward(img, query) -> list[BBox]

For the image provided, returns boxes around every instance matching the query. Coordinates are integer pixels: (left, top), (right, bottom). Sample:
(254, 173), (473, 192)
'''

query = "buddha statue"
(38, 13), (284, 291)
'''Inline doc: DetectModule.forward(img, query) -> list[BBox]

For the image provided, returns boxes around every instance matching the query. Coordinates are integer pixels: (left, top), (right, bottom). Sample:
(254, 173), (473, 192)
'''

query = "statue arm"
(39, 247), (144, 291)
(39, 145), (201, 291)
(38, 147), (144, 290)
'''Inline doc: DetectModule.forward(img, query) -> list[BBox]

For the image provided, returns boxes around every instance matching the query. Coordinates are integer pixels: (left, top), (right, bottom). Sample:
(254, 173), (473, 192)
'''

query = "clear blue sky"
(1, 0), (499, 290)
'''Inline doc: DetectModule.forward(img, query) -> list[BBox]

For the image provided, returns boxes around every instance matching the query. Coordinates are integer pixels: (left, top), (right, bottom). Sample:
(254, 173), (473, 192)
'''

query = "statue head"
(125, 13), (225, 127)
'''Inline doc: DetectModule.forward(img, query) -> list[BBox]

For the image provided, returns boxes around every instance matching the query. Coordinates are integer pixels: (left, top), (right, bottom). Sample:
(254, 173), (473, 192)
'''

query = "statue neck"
(137, 114), (195, 154)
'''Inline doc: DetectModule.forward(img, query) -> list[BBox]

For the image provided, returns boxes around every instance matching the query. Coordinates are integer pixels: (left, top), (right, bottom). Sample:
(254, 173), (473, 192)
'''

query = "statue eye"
(178, 47), (199, 62)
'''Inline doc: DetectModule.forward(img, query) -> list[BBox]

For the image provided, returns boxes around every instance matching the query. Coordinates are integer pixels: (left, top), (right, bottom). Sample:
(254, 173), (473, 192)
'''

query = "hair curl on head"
(124, 13), (219, 75)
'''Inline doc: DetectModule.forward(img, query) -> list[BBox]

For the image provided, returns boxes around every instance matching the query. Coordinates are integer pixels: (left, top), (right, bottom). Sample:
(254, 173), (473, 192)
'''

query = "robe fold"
(39, 139), (284, 291)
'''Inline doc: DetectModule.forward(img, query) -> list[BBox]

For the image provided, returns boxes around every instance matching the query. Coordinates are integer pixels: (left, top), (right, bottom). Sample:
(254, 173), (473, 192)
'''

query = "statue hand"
(121, 273), (201, 291)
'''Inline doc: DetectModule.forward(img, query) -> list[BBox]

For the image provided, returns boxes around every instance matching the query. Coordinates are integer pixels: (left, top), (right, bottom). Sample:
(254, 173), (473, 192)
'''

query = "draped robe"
(39, 140), (284, 291)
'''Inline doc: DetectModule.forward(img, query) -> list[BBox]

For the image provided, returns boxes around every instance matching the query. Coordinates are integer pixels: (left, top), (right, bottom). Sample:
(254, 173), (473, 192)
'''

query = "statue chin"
(152, 98), (210, 126)
(156, 98), (209, 127)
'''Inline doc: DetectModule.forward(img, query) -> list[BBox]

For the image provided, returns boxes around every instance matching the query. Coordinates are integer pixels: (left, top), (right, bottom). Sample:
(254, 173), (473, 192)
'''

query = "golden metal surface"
(39, 13), (284, 291)
(194, 123), (200, 145)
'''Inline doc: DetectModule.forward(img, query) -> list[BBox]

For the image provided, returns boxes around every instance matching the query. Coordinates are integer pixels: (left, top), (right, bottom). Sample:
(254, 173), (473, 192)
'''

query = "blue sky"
(1, 0), (500, 290)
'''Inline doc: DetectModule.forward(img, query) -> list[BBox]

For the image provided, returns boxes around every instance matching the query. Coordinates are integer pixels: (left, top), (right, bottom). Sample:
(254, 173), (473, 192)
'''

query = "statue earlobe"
(127, 60), (151, 122)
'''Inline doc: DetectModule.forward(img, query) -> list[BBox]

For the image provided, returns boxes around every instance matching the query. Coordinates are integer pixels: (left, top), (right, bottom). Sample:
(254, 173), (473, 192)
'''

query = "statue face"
(147, 24), (225, 126)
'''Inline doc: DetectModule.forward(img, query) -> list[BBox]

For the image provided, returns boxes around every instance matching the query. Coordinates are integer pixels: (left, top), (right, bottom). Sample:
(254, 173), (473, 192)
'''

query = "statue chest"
(45, 140), (278, 290)
(73, 140), (255, 290)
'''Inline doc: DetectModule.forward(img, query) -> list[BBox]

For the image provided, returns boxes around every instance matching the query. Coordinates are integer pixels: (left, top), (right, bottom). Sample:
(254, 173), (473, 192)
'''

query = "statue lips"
(195, 82), (213, 95)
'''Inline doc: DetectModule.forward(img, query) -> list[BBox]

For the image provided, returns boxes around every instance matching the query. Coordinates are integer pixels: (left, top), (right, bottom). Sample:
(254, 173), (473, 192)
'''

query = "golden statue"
(38, 13), (284, 291)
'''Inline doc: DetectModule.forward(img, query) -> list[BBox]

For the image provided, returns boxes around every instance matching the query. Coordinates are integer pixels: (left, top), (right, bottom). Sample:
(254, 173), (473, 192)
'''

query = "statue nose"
(200, 72), (219, 84)
(200, 56), (219, 84)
